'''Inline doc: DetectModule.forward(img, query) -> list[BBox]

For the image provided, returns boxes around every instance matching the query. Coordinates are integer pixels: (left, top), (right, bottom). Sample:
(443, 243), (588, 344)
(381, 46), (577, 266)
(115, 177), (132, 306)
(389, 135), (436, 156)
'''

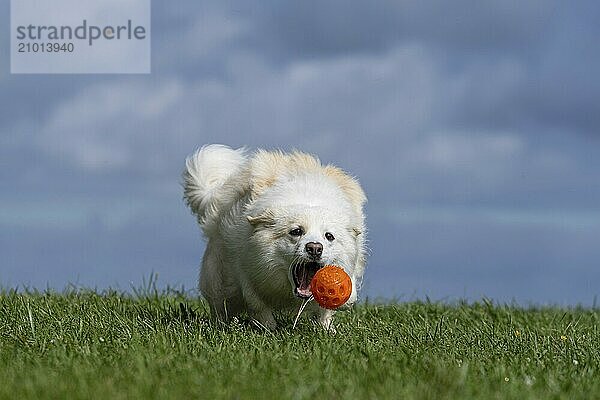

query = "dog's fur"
(182, 144), (367, 329)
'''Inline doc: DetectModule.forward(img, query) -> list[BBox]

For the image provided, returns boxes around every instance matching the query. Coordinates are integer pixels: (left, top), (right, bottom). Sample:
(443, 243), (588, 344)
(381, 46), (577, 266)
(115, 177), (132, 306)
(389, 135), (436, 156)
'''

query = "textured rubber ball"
(310, 265), (352, 310)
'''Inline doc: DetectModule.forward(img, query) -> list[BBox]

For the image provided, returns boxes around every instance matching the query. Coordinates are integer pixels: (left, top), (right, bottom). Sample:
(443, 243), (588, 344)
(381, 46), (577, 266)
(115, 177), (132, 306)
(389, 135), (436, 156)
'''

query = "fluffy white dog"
(182, 144), (367, 329)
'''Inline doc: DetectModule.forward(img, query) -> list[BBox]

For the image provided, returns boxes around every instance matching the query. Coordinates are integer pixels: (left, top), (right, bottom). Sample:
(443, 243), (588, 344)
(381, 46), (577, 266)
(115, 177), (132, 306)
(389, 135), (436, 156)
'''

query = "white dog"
(182, 144), (367, 329)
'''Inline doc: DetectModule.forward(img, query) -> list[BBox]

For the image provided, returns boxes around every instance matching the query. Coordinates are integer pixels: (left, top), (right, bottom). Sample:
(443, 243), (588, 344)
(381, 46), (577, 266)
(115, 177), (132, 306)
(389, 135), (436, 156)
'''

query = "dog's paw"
(318, 309), (336, 332)
(251, 310), (277, 331)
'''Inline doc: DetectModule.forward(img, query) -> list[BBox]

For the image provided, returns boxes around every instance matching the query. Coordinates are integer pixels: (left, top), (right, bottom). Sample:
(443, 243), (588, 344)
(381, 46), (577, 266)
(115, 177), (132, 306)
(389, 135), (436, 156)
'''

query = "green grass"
(1, 289), (599, 399)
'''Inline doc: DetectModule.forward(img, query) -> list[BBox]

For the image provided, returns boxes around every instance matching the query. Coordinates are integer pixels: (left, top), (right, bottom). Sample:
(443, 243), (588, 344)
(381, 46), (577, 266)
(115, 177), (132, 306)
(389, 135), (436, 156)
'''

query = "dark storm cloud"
(248, 0), (556, 59)
(247, 1), (600, 136)
(437, 15), (600, 137)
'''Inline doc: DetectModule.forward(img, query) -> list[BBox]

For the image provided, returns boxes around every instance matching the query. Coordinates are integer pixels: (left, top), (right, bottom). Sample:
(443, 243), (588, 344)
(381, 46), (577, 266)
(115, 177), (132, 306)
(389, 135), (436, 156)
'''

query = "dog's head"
(246, 171), (365, 301)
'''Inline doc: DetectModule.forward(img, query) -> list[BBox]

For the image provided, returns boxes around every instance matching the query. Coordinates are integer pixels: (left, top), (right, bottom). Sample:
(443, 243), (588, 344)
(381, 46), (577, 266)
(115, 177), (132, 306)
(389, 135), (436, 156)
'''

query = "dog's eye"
(325, 232), (335, 241)
(289, 227), (304, 237)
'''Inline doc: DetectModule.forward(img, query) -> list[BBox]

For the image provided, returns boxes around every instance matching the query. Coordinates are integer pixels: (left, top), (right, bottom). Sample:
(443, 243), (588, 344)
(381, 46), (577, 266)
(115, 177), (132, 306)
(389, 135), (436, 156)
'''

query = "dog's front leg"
(250, 309), (277, 330)
(318, 309), (336, 332)
(243, 287), (277, 330)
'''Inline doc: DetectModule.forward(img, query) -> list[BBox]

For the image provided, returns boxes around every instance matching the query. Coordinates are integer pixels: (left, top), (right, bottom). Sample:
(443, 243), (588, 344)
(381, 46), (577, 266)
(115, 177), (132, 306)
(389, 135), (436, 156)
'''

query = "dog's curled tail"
(183, 144), (247, 228)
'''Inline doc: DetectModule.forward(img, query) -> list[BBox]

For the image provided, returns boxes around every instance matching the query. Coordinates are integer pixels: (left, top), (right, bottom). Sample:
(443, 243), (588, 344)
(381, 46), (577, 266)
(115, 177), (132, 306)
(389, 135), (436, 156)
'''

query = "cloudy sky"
(1, 1), (599, 305)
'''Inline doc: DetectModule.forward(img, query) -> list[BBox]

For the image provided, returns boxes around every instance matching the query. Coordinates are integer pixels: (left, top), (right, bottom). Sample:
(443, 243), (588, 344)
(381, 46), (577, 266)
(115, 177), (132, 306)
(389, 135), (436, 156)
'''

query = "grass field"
(1, 289), (599, 399)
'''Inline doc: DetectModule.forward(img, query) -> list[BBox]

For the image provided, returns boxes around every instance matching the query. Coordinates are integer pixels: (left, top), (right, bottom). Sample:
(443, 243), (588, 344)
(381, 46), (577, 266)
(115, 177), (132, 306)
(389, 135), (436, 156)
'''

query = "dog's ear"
(323, 165), (367, 215)
(247, 209), (275, 227)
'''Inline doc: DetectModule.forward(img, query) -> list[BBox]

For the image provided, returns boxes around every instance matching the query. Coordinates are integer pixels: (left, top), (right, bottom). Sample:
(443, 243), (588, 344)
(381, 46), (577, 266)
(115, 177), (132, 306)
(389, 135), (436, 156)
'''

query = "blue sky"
(1, 1), (600, 304)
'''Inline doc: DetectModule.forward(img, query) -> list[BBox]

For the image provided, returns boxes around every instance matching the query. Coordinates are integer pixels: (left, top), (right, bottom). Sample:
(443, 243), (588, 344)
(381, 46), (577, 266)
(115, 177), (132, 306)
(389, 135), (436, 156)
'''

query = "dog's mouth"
(292, 261), (323, 298)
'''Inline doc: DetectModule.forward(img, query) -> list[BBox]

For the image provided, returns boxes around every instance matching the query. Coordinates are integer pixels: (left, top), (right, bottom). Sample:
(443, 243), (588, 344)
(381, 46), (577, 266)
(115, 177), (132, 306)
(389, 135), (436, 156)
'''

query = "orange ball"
(310, 265), (352, 310)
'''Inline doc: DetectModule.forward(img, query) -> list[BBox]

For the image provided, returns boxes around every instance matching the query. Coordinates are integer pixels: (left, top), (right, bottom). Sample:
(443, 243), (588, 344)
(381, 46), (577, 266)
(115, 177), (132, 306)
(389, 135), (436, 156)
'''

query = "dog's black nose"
(305, 242), (323, 258)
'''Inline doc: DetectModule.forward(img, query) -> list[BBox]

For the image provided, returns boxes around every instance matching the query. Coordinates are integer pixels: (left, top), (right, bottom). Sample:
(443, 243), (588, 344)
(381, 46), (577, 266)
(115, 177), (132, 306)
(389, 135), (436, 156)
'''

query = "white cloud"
(35, 44), (439, 170)
(152, 8), (249, 71)
(37, 79), (186, 171)
(32, 40), (581, 207)
(419, 132), (524, 176)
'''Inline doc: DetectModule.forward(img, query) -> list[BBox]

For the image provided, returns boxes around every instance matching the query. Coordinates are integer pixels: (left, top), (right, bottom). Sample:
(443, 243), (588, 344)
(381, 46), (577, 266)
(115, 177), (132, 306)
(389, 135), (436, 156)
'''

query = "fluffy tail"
(183, 144), (247, 228)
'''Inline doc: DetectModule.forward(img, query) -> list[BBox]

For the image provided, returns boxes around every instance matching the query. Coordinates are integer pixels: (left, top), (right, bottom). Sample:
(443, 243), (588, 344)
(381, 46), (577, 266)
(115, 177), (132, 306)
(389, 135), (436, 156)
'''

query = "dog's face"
(248, 204), (361, 299)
